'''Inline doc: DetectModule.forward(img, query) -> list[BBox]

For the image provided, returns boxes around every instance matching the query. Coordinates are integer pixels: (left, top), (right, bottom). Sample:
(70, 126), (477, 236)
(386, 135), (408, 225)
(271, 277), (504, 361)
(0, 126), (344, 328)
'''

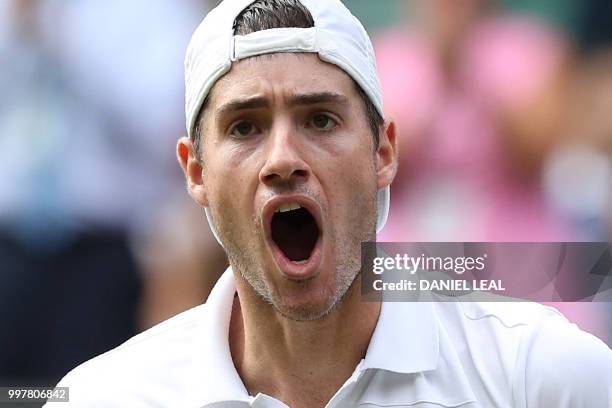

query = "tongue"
(271, 207), (318, 262)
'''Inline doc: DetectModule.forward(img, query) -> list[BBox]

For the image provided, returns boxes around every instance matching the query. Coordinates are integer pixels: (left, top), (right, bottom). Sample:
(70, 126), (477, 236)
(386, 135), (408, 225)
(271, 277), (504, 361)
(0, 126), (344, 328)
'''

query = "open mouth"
(271, 203), (320, 263)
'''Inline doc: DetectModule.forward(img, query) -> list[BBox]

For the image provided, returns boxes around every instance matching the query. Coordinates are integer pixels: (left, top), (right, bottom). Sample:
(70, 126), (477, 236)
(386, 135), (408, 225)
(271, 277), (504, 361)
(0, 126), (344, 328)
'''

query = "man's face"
(185, 54), (394, 320)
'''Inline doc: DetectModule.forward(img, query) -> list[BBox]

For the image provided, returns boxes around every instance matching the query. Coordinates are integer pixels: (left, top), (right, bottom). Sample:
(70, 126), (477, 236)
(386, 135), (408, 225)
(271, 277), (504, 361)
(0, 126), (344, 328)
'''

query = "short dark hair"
(192, 0), (384, 157)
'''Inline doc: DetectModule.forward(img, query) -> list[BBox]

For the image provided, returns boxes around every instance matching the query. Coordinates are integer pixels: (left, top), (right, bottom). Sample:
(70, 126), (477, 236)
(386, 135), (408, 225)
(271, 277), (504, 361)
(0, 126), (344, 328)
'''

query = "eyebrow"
(287, 92), (349, 107)
(215, 96), (269, 119)
(215, 92), (349, 119)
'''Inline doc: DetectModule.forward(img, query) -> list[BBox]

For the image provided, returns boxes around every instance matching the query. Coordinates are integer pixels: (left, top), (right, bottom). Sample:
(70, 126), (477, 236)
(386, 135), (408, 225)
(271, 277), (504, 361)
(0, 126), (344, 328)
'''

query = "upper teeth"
(275, 203), (302, 213)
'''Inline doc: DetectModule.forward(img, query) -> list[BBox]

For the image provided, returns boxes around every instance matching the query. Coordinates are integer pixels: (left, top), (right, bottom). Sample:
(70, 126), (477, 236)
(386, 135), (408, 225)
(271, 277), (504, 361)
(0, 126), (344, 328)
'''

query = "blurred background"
(0, 0), (610, 388)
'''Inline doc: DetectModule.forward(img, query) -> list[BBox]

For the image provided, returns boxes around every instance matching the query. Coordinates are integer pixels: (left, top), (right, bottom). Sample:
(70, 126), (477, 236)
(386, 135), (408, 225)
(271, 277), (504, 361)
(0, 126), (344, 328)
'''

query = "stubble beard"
(210, 187), (377, 322)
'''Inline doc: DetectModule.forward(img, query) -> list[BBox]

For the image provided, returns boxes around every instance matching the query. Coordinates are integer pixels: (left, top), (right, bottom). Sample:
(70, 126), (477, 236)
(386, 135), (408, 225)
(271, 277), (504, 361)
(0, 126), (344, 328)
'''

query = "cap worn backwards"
(184, 0), (390, 244)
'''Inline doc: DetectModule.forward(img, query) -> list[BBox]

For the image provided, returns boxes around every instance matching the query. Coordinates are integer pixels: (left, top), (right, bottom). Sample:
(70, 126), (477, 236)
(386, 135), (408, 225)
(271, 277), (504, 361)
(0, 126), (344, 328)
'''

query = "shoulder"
(435, 298), (612, 407)
(45, 304), (209, 407)
(517, 306), (612, 407)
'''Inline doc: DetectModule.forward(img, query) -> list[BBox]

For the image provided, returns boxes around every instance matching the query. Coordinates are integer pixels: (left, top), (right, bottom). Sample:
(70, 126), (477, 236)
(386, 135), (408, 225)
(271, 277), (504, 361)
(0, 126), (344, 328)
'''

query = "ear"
(376, 120), (399, 190)
(177, 136), (209, 207)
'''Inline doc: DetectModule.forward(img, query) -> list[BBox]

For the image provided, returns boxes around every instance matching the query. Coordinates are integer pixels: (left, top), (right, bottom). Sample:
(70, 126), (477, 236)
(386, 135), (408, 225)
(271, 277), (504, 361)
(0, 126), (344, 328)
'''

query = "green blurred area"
(343, 0), (403, 31)
(500, 0), (582, 35)
(345, 0), (583, 37)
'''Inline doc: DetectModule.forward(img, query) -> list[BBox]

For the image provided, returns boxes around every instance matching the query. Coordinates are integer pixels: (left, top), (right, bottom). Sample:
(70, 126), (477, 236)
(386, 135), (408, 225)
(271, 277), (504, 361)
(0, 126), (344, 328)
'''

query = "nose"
(259, 125), (310, 187)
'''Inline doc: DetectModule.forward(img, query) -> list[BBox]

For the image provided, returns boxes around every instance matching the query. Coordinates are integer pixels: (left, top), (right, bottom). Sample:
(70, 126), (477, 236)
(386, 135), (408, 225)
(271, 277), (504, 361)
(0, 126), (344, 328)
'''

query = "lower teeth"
(293, 260), (308, 265)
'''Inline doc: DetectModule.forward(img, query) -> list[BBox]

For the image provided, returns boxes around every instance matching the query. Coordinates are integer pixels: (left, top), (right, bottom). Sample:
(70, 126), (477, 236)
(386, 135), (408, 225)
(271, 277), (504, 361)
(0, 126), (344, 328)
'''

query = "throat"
(229, 281), (381, 406)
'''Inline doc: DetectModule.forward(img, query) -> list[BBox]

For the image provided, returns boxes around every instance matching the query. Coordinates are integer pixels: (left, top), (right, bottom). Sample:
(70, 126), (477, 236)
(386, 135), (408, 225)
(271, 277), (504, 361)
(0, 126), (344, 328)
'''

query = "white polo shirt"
(47, 268), (612, 407)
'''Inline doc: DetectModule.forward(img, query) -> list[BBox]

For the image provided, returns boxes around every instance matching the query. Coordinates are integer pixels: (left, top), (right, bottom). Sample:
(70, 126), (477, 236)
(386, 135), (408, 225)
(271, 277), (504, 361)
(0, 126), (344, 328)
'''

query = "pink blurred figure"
(375, 2), (575, 242)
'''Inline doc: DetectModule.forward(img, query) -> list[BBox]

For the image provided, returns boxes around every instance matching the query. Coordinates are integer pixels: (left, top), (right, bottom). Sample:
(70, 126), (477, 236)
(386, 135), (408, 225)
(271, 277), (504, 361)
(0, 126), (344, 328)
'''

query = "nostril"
(259, 154), (310, 185)
(262, 169), (308, 184)
(263, 173), (280, 183)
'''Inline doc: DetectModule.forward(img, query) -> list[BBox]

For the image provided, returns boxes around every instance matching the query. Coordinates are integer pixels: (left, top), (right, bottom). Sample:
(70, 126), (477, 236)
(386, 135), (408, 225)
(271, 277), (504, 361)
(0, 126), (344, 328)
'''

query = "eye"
(308, 113), (337, 131)
(229, 121), (257, 138)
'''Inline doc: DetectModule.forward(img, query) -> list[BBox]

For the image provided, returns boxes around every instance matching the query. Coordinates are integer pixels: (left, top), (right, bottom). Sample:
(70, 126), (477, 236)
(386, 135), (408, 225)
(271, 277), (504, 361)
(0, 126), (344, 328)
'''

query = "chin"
(271, 270), (355, 322)
(266, 280), (331, 321)
(274, 296), (337, 322)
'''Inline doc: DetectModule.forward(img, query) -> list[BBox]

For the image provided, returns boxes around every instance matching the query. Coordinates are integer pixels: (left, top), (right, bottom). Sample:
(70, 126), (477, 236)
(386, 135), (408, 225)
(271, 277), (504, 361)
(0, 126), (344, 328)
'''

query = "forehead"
(206, 53), (360, 111)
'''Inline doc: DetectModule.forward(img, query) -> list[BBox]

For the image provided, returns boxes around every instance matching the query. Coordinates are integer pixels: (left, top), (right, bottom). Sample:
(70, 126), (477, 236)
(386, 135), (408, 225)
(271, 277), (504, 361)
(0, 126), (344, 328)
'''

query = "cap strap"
(231, 27), (317, 61)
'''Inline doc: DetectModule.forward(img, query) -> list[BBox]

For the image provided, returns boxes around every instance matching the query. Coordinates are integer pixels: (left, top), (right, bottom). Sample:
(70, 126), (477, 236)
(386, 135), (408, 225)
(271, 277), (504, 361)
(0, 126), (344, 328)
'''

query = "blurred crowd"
(0, 0), (227, 386)
(376, 0), (612, 242)
(0, 0), (610, 387)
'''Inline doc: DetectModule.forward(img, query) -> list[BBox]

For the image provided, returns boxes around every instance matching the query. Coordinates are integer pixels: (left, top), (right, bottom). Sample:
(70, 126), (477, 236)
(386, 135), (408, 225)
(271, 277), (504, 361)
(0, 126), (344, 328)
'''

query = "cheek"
(207, 179), (250, 249)
(204, 143), (253, 198)
(326, 148), (378, 221)
(336, 142), (377, 189)
(203, 154), (259, 233)
(202, 158), (236, 207)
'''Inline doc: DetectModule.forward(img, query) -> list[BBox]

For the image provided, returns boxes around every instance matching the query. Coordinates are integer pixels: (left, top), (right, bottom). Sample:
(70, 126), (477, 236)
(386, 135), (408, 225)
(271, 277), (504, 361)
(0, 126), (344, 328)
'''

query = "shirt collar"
(192, 268), (251, 407)
(356, 296), (478, 408)
(192, 268), (442, 407)
(361, 295), (440, 374)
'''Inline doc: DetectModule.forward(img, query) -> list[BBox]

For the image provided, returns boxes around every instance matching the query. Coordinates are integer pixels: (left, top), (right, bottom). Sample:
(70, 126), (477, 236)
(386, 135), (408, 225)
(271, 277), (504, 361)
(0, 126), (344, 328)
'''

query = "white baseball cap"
(184, 0), (390, 244)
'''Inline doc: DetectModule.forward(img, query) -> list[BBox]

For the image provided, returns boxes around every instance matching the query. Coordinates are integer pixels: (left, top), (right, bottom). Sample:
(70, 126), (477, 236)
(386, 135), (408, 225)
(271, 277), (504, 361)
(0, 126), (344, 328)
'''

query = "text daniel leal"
(373, 279), (506, 292)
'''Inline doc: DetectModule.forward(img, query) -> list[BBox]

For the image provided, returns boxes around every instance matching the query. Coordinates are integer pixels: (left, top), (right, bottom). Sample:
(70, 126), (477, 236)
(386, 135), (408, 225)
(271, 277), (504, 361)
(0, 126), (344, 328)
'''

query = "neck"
(229, 274), (380, 407)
